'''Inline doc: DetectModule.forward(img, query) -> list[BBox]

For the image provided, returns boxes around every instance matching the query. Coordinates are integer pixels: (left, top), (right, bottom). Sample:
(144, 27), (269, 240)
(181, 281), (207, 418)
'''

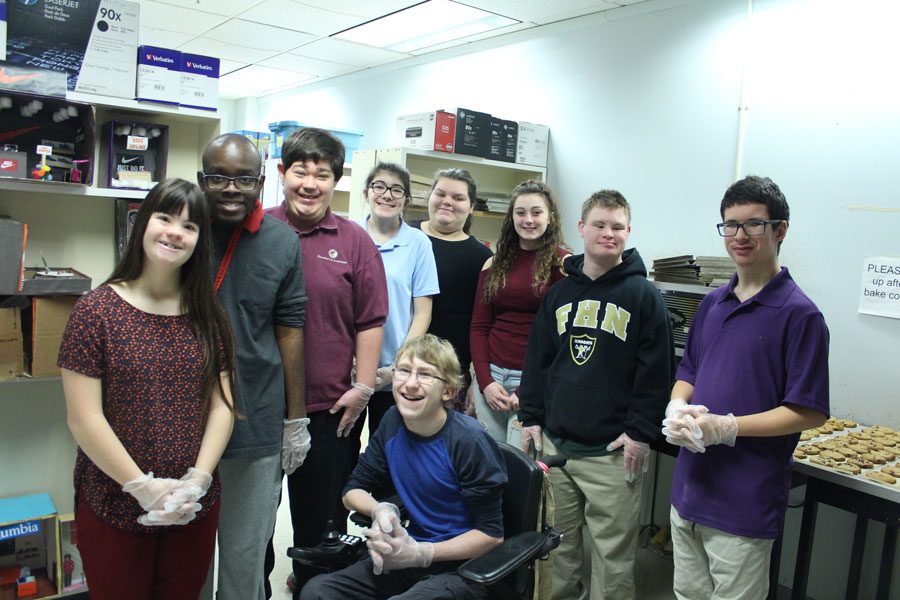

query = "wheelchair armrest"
(457, 531), (547, 585)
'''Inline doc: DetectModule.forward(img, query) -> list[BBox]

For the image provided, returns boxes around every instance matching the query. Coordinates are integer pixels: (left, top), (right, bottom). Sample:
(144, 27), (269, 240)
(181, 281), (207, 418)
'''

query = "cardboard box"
(454, 108), (491, 158)
(0, 308), (24, 381)
(0, 218), (26, 294)
(136, 45), (181, 105)
(27, 296), (77, 378)
(515, 121), (549, 167)
(180, 52), (219, 111)
(488, 118), (518, 163)
(396, 111), (456, 153)
(6, 0), (139, 98)
(0, 494), (60, 600)
(21, 268), (91, 295)
(105, 119), (169, 190)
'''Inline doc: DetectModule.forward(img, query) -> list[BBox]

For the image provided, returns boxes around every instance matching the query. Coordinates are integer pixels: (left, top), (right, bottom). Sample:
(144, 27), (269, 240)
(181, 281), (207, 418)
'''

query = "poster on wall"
(858, 256), (900, 320)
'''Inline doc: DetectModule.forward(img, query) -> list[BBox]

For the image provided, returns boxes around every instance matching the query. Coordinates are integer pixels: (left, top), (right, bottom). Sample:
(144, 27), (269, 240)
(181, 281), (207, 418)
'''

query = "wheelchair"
(288, 443), (565, 599)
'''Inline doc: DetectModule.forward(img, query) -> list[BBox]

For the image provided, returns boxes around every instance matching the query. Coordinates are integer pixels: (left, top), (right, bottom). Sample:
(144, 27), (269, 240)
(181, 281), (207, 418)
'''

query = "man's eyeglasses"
(200, 173), (262, 191)
(716, 219), (783, 237)
(368, 182), (408, 200)
(393, 367), (448, 386)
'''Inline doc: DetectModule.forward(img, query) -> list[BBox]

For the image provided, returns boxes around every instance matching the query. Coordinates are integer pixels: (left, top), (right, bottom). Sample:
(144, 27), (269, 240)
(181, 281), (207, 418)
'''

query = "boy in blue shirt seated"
(301, 334), (508, 600)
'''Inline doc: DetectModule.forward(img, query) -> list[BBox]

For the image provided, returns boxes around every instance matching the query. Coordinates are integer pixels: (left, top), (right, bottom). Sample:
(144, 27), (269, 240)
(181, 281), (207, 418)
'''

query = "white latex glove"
(374, 366), (394, 392)
(661, 398), (709, 453)
(122, 472), (186, 511)
(367, 523), (434, 575)
(483, 382), (511, 412)
(138, 500), (201, 526)
(695, 412), (739, 448)
(465, 384), (476, 416)
(282, 417), (312, 475)
(606, 432), (651, 483)
(508, 392), (520, 412)
(140, 467), (210, 526)
(330, 383), (373, 437)
(521, 425), (543, 454)
(370, 501), (401, 536)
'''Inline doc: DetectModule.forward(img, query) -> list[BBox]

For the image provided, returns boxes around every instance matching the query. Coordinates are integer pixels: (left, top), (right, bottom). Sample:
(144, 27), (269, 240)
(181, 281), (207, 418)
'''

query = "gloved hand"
(521, 425), (543, 454)
(331, 383), (373, 437)
(694, 412), (739, 448)
(138, 500), (201, 527)
(122, 472), (186, 511)
(367, 523), (434, 575)
(374, 366), (395, 392)
(483, 382), (511, 412)
(161, 467), (211, 511)
(370, 502), (401, 536)
(282, 417), (312, 475)
(661, 398), (708, 453)
(606, 433), (651, 482)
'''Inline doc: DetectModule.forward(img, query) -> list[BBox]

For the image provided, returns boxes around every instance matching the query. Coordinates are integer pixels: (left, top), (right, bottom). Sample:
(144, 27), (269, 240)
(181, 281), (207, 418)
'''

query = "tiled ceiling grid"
(132, 0), (649, 98)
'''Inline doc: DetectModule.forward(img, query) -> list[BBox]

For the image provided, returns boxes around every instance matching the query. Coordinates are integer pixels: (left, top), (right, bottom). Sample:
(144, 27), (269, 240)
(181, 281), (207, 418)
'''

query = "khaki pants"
(543, 435), (641, 600)
(670, 506), (774, 600)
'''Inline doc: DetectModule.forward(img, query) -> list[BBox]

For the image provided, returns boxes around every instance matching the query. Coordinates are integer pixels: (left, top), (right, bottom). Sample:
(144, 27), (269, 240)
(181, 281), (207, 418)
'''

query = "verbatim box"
(180, 52), (219, 111)
(6, 0), (139, 98)
(515, 121), (549, 167)
(454, 108), (491, 158)
(136, 45), (181, 105)
(105, 119), (169, 190)
(397, 111), (455, 153)
(488, 118), (517, 163)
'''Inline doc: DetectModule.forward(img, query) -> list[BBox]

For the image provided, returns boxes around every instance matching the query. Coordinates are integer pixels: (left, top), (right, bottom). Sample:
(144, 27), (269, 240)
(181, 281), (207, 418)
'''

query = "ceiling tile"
(131, 1), (228, 34)
(203, 19), (318, 52)
(240, 0), (367, 36)
(290, 38), (410, 67)
(285, 0), (422, 19)
(138, 27), (195, 48)
(407, 21), (534, 55)
(179, 37), (279, 63)
(219, 59), (251, 76)
(143, 0), (264, 17)
(219, 65), (319, 97)
(259, 53), (361, 77)
(459, 0), (620, 25)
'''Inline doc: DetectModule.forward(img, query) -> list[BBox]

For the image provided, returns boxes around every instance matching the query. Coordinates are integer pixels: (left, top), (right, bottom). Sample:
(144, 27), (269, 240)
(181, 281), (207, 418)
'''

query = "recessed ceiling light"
(332, 0), (518, 54)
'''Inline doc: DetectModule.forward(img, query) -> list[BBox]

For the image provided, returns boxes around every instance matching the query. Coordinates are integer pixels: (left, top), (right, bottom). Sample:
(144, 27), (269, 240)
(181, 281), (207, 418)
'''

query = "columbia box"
(397, 111), (456, 153)
(6, 0), (140, 98)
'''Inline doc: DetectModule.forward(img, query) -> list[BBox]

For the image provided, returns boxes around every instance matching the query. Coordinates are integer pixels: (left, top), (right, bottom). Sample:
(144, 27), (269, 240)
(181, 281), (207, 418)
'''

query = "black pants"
(366, 390), (395, 439)
(300, 556), (487, 600)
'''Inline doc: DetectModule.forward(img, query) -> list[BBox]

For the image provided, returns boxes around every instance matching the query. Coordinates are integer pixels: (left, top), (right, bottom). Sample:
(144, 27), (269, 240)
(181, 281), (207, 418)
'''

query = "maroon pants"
(76, 498), (219, 600)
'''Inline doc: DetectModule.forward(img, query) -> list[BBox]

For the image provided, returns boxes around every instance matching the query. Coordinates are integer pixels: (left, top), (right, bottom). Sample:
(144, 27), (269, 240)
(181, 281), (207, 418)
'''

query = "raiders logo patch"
(569, 334), (596, 365)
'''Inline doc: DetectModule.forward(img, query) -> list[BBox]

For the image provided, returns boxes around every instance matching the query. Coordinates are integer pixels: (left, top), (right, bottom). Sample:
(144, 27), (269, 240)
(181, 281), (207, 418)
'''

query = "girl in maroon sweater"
(470, 180), (570, 445)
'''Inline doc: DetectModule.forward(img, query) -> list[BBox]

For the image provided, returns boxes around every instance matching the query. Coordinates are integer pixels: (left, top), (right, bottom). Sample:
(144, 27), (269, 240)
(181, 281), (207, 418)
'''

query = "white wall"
(239, 0), (900, 596)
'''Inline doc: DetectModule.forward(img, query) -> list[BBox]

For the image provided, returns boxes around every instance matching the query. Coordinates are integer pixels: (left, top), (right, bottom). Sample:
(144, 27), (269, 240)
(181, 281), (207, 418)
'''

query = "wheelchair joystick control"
(286, 519), (366, 569)
(322, 520), (341, 547)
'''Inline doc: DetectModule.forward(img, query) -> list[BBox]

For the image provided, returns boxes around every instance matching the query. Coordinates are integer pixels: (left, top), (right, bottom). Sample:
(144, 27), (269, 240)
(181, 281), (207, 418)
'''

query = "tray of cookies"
(792, 417), (900, 501)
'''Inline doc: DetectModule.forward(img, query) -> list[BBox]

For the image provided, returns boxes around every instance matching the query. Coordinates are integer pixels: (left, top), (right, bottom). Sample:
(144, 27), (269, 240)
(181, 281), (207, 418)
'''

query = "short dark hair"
(430, 168), (477, 234)
(581, 189), (631, 223)
(720, 175), (790, 222)
(280, 127), (345, 181)
(365, 162), (411, 204)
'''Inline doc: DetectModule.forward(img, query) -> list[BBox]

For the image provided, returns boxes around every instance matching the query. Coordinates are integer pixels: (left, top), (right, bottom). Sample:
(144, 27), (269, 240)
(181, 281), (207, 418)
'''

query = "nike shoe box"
(104, 119), (168, 190)
(0, 91), (95, 183)
(136, 45), (181, 105)
(180, 52), (219, 111)
(396, 111), (456, 153)
(6, 0), (140, 98)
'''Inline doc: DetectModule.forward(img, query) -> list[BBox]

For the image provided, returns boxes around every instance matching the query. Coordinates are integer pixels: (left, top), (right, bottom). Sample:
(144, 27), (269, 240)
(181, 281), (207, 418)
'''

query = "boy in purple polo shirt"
(662, 175), (829, 600)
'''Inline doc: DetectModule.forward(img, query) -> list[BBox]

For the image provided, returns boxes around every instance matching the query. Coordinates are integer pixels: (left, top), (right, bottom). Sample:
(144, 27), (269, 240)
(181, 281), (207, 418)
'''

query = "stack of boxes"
(396, 108), (549, 168)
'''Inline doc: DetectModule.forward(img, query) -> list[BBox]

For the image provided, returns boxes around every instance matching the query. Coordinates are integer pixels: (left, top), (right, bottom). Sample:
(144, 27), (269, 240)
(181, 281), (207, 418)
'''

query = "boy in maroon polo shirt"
(266, 127), (388, 596)
(662, 175), (829, 599)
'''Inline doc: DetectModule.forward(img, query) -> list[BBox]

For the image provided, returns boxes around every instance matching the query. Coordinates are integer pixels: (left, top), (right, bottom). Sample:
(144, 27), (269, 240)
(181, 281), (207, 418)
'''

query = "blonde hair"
(394, 334), (462, 393)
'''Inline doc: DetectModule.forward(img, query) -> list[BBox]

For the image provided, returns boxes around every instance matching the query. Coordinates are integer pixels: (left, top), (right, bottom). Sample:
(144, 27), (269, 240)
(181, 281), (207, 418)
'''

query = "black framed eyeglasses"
(393, 368), (448, 386)
(368, 182), (408, 200)
(716, 219), (783, 237)
(200, 173), (261, 191)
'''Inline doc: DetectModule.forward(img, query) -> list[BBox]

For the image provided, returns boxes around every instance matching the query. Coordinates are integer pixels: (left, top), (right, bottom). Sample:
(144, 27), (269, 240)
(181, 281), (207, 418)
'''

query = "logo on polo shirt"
(328, 249), (338, 259)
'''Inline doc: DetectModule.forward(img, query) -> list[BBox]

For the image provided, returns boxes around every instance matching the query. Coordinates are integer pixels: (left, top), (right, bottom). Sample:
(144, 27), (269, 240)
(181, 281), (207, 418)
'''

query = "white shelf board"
(0, 178), (146, 199)
(66, 91), (220, 123)
(398, 147), (546, 173)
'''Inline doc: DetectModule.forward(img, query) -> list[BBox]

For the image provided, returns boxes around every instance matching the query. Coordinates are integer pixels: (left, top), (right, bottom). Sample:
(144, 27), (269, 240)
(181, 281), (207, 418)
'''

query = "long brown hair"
(483, 180), (567, 302)
(106, 178), (237, 421)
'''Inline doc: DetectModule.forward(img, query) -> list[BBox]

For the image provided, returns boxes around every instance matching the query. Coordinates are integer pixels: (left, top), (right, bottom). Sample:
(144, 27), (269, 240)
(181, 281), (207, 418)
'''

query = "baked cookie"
(865, 470), (897, 485)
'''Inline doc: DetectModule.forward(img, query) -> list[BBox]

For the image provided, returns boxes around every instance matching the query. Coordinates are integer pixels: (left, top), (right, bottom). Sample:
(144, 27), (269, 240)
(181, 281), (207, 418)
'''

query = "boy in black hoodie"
(518, 190), (672, 600)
